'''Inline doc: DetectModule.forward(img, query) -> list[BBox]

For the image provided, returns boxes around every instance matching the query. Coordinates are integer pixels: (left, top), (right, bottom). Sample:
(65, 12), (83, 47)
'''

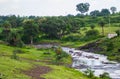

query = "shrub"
(100, 72), (111, 79)
(86, 30), (99, 37)
(90, 24), (96, 30)
(43, 52), (51, 55)
(115, 30), (120, 36)
(84, 68), (94, 78)
(13, 49), (25, 54)
(54, 47), (69, 64)
(62, 35), (82, 42)
(106, 42), (114, 51)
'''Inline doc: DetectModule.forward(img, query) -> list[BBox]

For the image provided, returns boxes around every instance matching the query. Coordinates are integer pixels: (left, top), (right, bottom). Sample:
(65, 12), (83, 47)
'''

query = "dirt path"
(23, 66), (51, 79)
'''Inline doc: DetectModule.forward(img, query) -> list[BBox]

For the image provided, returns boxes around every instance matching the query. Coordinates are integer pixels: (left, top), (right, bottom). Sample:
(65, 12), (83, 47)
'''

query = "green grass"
(43, 65), (90, 79)
(0, 44), (91, 79)
(80, 26), (119, 35)
(0, 57), (31, 79)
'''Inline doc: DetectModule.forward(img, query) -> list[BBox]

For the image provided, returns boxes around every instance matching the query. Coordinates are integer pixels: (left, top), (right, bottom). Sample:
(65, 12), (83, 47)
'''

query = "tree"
(22, 20), (39, 44)
(7, 15), (17, 27)
(0, 21), (11, 41)
(7, 31), (24, 47)
(90, 10), (100, 17)
(2, 21), (11, 31)
(80, 21), (85, 27)
(76, 3), (90, 15)
(100, 9), (110, 16)
(98, 20), (106, 36)
(85, 30), (99, 37)
(40, 17), (69, 39)
(110, 7), (117, 14)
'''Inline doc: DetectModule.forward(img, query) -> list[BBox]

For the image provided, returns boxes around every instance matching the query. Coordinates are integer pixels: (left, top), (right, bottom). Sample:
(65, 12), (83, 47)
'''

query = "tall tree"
(22, 20), (39, 44)
(110, 7), (117, 14)
(90, 10), (100, 17)
(40, 17), (68, 39)
(98, 21), (106, 36)
(76, 3), (90, 15)
(100, 9), (110, 16)
(7, 31), (24, 47)
(1, 21), (11, 41)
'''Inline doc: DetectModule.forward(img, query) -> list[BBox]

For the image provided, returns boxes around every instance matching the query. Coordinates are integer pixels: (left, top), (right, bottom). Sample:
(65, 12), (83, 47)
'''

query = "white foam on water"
(62, 47), (120, 79)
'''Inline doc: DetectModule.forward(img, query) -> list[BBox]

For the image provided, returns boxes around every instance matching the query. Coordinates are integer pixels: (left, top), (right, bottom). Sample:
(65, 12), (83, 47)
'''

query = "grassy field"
(80, 26), (119, 35)
(0, 43), (93, 79)
(43, 65), (90, 79)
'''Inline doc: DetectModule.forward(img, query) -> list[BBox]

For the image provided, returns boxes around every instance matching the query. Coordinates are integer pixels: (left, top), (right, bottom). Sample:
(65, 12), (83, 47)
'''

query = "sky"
(0, 0), (119, 16)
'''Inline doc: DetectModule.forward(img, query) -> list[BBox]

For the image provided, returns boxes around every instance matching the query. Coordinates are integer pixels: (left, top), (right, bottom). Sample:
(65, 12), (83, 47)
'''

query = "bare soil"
(23, 66), (51, 79)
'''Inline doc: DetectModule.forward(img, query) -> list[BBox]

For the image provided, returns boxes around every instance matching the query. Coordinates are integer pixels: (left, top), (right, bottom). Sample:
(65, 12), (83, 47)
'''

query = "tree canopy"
(76, 3), (90, 14)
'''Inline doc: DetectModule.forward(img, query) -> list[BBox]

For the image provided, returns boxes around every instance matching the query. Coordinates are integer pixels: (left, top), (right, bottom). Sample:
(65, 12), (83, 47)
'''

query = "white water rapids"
(62, 47), (120, 79)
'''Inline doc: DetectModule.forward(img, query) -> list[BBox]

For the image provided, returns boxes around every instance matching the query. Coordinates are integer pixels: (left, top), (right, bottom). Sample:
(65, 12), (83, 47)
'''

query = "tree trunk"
(30, 36), (33, 45)
(102, 26), (104, 36)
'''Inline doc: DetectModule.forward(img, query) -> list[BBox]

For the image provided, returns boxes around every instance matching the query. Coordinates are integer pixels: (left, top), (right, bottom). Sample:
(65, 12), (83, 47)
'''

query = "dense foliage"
(0, 7), (120, 47)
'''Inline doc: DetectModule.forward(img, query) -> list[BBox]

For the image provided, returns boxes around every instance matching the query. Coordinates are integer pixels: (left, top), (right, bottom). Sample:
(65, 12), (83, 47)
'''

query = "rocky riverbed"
(62, 47), (120, 79)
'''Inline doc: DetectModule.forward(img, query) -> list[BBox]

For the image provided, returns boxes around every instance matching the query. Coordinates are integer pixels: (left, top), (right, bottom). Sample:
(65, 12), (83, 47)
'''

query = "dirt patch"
(23, 66), (51, 79)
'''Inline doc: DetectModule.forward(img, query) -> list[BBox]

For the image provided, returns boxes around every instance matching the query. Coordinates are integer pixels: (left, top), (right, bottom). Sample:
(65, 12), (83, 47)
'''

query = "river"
(62, 47), (120, 79)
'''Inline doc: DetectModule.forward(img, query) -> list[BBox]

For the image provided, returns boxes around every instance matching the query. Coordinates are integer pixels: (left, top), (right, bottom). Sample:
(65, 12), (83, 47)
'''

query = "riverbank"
(0, 44), (91, 79)
(78, 37), (120, 62)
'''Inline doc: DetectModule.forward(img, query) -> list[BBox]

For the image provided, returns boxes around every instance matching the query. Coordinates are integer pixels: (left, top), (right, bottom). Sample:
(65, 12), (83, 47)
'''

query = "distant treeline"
(0, 12), (120, 47)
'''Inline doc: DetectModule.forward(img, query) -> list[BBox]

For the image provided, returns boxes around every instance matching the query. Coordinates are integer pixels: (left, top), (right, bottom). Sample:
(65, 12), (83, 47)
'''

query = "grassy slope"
(0, 44), (90, 79)
(43, 66), (90, 79)
(96, 36), (120, 62)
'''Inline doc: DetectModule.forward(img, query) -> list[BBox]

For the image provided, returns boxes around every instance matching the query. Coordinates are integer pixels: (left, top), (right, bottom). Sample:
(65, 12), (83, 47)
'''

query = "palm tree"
(98, 21), (106, 36)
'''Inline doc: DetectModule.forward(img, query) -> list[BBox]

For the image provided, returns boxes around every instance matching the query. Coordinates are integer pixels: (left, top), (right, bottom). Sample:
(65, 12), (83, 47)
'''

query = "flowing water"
(62, 47), (120, 79)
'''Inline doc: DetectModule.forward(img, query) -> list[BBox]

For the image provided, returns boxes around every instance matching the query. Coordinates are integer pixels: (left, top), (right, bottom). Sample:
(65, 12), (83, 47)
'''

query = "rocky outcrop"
(77, 41), (104, 53)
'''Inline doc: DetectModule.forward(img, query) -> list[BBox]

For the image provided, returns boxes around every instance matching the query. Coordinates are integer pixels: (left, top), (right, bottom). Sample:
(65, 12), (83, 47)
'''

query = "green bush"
(115, 30), (120, 36)
(85, 30), (99, 37)
(13, 49), (25, 54)
(106, 42), (114, 51)
(100, 72), (111, 79)
(62, 35), (81, 41)
(90, 24), (96, 30)
(84, 68), (94, 78)
(54, 47), (69, 64)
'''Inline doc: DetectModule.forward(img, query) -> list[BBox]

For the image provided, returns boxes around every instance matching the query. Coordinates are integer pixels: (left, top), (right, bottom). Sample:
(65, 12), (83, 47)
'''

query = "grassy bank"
(97, 37), (120, 62)
(0, 44), (94, 79)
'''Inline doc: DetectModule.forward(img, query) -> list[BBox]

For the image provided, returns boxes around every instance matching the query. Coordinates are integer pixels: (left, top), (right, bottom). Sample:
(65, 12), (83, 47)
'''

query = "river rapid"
(62, 47), (120, 79)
